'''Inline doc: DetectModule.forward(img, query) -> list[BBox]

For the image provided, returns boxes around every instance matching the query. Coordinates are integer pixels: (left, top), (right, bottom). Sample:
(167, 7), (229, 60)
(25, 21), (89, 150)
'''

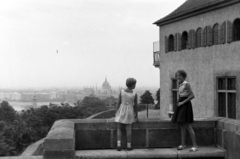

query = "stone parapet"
(43, 119), (75, 159)
(0, 157), (42, 159)
(216, 118), (240, 159)
(21, 138), (45, 156)
(75, 118), (218, 150)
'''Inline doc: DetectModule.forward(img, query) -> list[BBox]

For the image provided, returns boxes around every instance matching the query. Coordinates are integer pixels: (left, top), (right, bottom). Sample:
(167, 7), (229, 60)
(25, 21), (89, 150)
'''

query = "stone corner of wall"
(217, 117), (240, 132)
(43, 119), (75, 159)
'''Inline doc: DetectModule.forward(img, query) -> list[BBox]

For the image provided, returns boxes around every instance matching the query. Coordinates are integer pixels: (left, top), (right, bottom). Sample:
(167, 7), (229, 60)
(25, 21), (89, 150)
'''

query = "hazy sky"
(0, 0), (185, 89)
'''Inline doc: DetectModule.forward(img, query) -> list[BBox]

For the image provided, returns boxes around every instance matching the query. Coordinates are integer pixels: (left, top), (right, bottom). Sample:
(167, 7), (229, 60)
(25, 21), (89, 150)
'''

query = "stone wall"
(74, 118), (218, 150)
(217, 118), (240, 159)
(43, 120), (75, 159)
(15, 117), (240, 159)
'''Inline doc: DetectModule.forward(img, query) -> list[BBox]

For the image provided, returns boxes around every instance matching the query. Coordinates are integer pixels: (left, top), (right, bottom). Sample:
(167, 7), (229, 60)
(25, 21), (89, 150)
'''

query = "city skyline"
(0, 0), (185, 89)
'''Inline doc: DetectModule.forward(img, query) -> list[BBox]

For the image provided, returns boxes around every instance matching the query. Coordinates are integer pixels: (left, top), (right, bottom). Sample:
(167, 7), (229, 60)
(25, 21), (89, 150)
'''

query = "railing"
(153, 41), (160, 67)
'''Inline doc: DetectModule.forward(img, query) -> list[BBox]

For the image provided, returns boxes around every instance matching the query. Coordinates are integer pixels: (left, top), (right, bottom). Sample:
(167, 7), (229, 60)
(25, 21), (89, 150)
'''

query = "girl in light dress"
(115, 78), (138, 151)
(171, 70), (198, 152)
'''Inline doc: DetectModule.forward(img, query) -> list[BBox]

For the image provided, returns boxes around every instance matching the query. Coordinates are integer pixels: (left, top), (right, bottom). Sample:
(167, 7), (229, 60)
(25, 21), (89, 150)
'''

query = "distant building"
(33, 95), (37, 108)
(79, 77), (120, 100)
(11, 92), (21, 101)
(0, 92), (21, 101)
(153, 0), (240, 119)
(49, 92), (57, 100)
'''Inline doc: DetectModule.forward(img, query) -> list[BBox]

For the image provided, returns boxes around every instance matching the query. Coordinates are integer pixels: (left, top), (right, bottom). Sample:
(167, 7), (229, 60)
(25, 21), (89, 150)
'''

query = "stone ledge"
(0, 157), (43, 159)
(74, 118), (219, 130)
(43, 119), (75, 159)
(75, 146), (225, 159)
(44, 120), (74, 150)
(21, 138), (45, 156)
(75, 149), (127, 159)
(217, 118), (240, 133)
(175, 146), (225, 158)
(126, 148), (177, 159)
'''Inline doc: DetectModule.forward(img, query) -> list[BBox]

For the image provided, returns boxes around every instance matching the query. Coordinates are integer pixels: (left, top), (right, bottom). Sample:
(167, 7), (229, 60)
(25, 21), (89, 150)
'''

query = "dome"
(102, 78), (110, 89)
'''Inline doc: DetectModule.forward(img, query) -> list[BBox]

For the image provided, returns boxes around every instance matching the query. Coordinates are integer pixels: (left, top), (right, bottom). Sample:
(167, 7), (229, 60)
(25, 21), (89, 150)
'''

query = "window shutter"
(188, 30), (192, 49)
(217, 24), (221, 44)
(213, 24), (219, 45)
(227, 20), (233, 43)
(202, 27), (207, 47)
(207, 26), (213, 46)
(220, 21), (226, 44)
(192, 30), (196, 49)
(196, 28), (202, 48)
(174, 33), (177, 51)
(178, 33), (181, 51)
(165, 36), (168, 53)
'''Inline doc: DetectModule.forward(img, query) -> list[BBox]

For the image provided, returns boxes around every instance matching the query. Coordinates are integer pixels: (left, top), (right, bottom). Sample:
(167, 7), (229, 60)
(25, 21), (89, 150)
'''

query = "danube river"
(8, 101), (68, 111)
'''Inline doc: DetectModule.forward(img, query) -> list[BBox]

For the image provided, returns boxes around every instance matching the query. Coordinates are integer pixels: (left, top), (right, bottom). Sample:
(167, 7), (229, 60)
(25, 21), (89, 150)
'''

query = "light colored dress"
(115, 90), (136, 124)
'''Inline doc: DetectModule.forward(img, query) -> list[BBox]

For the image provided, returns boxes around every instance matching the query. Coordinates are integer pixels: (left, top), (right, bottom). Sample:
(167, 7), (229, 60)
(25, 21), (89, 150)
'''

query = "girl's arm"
(134, 94), (138, 118)
(116, 93), (122, 112)
(178, 83), (194, 107)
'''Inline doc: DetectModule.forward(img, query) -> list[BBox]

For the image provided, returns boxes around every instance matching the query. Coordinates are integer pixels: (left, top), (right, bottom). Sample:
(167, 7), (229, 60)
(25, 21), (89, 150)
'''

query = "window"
(207, 25), (213, 46)
(172, 78), (178, 113)
(188, 30), (196, 49)
(177, 33), (182, 51)
(217, 77), (236, 119)
(213, 24), (219, 45)
(168, 35), (174, 51)
(202, 26), (207, 47)
(165, 36), (168, 53)
(181, 31), (188, 50)
(233, 18), (240, 41)
(220, 21), (226, 44)
(227, 20), (233, 43)
(196, 28), (202, 47)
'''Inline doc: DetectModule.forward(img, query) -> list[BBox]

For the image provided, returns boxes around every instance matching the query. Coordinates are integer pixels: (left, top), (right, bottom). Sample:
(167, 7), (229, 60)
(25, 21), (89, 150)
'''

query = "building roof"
(154, 0), (239, 26)
(102, 78), (111, 89)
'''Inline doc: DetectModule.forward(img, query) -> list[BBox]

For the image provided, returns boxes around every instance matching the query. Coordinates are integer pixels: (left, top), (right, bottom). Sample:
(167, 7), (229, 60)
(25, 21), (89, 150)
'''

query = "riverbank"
(6, 101), (73, 111)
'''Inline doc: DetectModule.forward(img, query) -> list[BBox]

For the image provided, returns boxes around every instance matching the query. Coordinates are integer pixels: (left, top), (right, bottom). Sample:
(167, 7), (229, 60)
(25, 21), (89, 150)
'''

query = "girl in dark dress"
(171, 70), (198, 152)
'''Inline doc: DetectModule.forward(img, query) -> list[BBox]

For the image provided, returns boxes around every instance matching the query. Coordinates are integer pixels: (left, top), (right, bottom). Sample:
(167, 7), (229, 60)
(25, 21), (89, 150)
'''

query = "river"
(8, 101), (69, 111)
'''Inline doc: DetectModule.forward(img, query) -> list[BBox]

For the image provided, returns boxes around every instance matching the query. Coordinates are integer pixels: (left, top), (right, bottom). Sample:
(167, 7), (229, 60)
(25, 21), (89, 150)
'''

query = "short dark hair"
(176, 70), (187, 79)
(126, 78), (137, 88)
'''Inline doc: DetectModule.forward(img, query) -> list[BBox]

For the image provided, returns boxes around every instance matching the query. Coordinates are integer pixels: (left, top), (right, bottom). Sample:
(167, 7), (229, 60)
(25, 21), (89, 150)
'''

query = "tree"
(155, 89), (160, 109)
(0, 101), (16, 122)
(140, 90), (154, 118)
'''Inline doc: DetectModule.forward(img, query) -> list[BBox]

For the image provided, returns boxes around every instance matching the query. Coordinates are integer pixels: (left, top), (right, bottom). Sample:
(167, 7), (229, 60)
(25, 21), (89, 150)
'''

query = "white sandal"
(177, 145), (186, 150)
(190, 147), (198, 152)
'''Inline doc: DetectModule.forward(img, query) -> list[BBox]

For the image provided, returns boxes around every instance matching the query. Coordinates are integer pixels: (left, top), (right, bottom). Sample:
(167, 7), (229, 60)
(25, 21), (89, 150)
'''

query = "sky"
(0, 0), (185, 89)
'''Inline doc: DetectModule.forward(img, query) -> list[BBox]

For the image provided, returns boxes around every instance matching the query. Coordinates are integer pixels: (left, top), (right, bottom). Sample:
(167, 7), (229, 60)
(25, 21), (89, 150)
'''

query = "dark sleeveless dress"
(171, 97), (194, 123)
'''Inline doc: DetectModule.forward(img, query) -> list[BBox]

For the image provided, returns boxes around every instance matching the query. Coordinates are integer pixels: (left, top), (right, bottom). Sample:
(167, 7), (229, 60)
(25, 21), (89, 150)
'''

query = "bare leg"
(126, 124), (132, 147)
(180, 123), (186, 146)
(185, 124), (197, 147)
(117, 123), (122, 143)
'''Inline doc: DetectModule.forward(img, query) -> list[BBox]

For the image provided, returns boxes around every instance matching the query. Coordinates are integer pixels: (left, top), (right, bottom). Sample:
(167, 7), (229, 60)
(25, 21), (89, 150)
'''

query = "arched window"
(181, 31), (188, 50)
(213, 23), (219, 45)
(220, 21), (226, 44)
(207, 25), (213, 46)
(233, 18), (240, 41)
(227, 20), (233, 43)
(196, 28), (202, 47)
(168, 34), (174, 51)
(177, 33), (181, 51)
(188, 29), (196, 49)
(202, 26), (207, 47)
